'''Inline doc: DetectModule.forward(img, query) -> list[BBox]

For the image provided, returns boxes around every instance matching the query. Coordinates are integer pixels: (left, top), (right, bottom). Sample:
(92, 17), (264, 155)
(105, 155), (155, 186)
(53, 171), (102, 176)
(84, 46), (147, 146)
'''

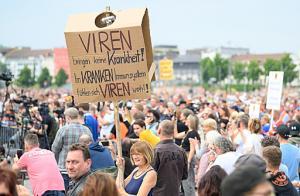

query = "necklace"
(134, 165), (151, 178)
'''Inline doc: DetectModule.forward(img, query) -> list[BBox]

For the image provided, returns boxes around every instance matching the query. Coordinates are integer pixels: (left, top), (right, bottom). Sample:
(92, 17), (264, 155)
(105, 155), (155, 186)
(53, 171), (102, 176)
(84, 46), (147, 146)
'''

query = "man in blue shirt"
(78, 103), (99, 142)
(276, 124), (300, 182)
(79, 134), (115, 171)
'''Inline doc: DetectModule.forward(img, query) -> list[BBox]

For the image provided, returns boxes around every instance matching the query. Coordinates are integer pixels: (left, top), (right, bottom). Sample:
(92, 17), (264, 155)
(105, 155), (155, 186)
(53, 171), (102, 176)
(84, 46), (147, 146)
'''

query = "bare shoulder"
(145, 169), (157, 179)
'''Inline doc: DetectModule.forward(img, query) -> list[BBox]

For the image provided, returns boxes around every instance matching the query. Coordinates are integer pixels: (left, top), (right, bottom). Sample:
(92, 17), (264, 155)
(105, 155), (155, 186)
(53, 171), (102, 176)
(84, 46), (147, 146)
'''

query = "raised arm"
(173, 119), (186, 139)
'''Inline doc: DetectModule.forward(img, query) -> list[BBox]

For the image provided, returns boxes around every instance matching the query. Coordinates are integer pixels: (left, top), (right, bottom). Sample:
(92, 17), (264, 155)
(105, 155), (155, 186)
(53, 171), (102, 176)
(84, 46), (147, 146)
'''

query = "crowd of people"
(0, 86), (299, 196)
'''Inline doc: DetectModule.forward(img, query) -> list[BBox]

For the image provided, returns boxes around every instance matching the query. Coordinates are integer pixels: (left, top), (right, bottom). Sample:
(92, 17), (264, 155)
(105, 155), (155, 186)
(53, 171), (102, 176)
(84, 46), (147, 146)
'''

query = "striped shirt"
(51, 122), (92, 169)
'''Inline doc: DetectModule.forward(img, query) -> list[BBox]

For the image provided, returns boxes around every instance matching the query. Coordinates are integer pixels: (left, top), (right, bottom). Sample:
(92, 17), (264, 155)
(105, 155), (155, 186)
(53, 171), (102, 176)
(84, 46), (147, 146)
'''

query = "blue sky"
(1, 0), (299, 54)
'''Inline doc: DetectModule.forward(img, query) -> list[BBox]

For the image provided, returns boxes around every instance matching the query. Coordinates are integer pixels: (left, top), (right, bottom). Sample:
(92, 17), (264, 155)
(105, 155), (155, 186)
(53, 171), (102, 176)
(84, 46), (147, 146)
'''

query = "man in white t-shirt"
(97, 104), (114, 139)
(210, 136), (241, 174)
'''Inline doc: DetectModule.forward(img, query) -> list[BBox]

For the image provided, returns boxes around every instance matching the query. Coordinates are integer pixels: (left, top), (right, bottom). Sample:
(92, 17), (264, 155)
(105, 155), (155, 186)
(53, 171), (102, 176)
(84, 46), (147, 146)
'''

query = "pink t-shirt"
(17, 148), (65, 196)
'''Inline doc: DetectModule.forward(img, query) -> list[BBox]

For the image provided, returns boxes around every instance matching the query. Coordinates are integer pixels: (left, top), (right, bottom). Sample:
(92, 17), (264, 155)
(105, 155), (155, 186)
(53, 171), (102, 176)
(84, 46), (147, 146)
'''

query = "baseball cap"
(234, 154), (266, 173)
(288, 121), (300, 137)
(275, 124), (290, 139)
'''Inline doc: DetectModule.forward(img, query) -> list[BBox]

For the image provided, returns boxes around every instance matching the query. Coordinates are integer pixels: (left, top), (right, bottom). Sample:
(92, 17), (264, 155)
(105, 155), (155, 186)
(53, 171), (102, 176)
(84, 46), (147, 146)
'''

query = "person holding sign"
(116, 141), (157, 196)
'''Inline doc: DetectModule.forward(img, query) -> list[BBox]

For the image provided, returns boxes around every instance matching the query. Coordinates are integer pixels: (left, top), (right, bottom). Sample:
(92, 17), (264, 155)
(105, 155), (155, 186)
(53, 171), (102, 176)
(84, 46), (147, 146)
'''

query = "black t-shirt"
(42, 114), (53, 135)
(176, 121), (189, 146)
(181, 130), (200, 152)
(269, 171), (298, 196)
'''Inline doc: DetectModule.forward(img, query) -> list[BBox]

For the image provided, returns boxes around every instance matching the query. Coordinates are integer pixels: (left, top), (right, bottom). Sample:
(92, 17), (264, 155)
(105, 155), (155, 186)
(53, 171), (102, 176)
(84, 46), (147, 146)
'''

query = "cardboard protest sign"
(65, 8), (153, 103)
(249, 103), (260, 119)
(266, 71), (284, 110)
(159, 59), (174, 80)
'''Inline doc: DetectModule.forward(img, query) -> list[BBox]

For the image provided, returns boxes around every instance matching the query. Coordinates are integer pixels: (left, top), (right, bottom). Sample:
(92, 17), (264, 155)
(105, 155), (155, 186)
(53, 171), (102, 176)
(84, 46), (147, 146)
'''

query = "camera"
(0, 71), (13, 82)
(13, 95), (38, 107)
(100, 140), (110, 146)
(38, 103), (49, 115)
(289, 121), (300, 137)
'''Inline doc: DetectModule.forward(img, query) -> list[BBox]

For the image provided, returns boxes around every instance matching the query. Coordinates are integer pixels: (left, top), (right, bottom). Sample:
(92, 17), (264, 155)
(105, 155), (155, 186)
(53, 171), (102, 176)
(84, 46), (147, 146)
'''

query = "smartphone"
(16, 149), (23, 159)
(101, 140), (110, 146)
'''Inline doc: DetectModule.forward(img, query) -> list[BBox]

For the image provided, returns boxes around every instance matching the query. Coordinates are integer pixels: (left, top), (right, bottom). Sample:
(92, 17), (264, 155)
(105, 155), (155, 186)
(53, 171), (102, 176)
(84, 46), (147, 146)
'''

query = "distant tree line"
(200, 54), (298, 86)
(0, 62), (68, 88)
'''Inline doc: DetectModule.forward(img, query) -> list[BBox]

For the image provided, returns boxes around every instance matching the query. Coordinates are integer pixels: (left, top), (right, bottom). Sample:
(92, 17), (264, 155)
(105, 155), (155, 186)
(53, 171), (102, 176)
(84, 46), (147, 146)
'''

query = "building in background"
(0, 47), (15, 64)
(230, 53), (287, 65)
(188, 46), (250, 59)
(53, 48), (70, 77)
(291, 53), (300, 85)
(4, 47), (53, 80)
(173, 54), (202, 84)
(153, 45), (180, 61)
(1, 44), (298, 86)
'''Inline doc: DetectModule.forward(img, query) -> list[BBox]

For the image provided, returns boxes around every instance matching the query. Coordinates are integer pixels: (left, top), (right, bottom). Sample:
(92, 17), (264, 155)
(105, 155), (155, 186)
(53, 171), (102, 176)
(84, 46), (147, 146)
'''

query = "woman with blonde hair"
(80, 172), (119, 196)
(248, 118), (263, 155)
(117, 141), (157, 196)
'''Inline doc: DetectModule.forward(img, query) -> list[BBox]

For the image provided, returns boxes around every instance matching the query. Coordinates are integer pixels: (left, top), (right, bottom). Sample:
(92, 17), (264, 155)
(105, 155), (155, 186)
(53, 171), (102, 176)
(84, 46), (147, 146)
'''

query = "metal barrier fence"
(0, 125), (22, 149)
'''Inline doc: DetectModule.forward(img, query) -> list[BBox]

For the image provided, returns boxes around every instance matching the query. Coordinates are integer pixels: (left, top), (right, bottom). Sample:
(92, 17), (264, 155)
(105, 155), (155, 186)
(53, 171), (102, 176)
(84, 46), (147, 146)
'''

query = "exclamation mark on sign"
(146, 84), (149, 93)
(140, 48), (144, 61)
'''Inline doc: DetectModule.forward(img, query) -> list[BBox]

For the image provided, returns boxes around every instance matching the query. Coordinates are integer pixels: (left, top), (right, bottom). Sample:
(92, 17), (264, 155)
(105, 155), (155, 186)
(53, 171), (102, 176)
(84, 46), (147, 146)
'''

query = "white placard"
(249, 103), (260, 119)
(266, 71), (284, 110)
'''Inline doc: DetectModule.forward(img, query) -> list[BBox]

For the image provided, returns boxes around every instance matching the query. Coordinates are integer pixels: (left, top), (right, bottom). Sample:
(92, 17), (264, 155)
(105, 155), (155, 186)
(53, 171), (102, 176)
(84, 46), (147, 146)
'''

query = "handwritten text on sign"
(266, 71), (284, 110)
(66, 27), (150, 102)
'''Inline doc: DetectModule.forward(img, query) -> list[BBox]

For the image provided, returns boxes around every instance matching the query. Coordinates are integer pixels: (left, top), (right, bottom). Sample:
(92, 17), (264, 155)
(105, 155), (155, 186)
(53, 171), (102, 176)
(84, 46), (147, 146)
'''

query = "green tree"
(0, 62), (9, 88)
(214, 54), (229, 83)
(233, 62), (246, 83)
(0, 62), (9, 73)
(248, 61), (261, 84)
(263, 59), (280, 76)
(16, 65), (34, 87)
(201, 57), (216, 83)
(55, 68), (68, 87)
(200, 54), (229, 85)
(37, 67), (52, 87)
(279, 54), (297, 85)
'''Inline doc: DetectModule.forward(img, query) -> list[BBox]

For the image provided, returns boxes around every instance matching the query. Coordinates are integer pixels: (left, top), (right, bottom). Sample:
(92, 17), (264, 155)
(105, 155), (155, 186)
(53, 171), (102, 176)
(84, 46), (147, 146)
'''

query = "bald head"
(79, 134), (93, 145)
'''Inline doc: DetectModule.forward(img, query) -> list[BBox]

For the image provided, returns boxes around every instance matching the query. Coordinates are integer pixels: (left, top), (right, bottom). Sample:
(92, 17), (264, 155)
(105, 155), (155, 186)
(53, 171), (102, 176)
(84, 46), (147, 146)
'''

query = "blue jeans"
(182, 157), (196, 196)
(42, 190), (65, 196)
